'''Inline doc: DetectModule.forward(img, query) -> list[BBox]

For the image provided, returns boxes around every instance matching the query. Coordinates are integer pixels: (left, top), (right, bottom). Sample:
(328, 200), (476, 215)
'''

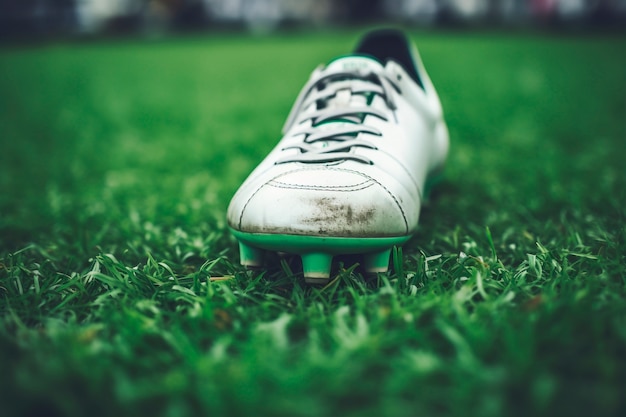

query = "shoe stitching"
(268, 177), (374, 191)
(238, 167), (409, 233)
(267, 182), (375, 192)
(270, 173), (372, 189)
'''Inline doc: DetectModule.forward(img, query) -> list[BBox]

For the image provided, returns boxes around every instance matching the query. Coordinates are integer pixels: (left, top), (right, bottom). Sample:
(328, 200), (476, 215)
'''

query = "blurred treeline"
(1, 0), (625, 39)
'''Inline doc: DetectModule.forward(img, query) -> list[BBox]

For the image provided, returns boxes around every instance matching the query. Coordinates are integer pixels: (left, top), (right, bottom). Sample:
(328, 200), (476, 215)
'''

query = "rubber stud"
(301, 253), (333, 284)
(363, 248), (392, 274)
(238, 242), (264, 268)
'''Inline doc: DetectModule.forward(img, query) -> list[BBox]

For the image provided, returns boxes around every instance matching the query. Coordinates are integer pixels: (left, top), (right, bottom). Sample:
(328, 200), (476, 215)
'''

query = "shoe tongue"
(324, 55), (384, 74)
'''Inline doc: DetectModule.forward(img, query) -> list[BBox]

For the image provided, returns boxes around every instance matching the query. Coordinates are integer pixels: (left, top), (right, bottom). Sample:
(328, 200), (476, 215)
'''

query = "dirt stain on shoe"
(304, 196), (377, 233)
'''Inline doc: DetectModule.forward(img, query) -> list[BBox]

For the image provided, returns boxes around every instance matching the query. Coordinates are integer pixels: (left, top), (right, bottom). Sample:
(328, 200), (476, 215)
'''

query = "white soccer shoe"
(227, 29), (449, 283)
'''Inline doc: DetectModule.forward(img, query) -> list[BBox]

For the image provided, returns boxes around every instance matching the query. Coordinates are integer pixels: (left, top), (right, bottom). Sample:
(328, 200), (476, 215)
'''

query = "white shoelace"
(276, 66), (400, 165)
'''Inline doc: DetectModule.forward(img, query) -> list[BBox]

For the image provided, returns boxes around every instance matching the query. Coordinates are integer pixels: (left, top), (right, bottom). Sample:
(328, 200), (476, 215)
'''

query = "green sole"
(230, 229), (411, 284)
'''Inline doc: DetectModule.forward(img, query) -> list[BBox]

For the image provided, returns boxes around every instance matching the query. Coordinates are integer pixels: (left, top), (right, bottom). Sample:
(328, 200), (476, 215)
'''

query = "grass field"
(1, 29), (625, 417)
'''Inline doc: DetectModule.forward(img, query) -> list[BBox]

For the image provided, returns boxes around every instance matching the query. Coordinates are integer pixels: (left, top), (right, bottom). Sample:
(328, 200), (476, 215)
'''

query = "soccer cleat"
(227, 29), (449, 283)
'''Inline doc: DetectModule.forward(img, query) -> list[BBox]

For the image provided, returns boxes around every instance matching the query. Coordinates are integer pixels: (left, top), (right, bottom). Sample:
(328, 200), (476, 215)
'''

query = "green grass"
(1, 29), (625, 417)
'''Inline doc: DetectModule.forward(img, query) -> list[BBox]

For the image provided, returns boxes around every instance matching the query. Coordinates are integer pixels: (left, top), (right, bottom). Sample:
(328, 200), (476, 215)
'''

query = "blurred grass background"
(1, 29), (625, 417)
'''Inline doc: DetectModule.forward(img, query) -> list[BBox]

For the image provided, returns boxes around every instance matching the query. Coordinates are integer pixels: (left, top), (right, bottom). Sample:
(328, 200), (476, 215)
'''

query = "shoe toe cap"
(230, 167), (410, 237)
